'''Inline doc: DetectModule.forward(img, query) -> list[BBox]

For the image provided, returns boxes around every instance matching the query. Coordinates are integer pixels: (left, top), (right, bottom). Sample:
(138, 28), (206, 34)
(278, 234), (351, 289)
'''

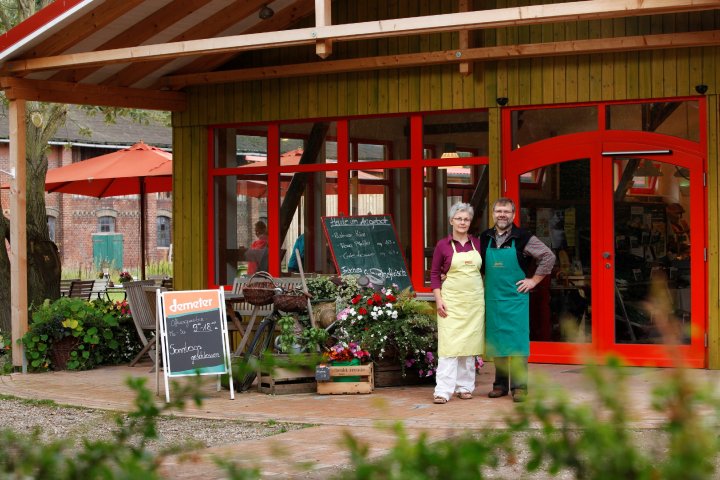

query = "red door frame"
(504, 126), (707, 368)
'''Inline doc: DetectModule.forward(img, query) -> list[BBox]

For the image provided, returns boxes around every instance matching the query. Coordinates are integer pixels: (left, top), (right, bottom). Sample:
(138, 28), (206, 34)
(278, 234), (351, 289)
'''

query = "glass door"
(602, 139), (705, 367)
(506, 132), (706, 367)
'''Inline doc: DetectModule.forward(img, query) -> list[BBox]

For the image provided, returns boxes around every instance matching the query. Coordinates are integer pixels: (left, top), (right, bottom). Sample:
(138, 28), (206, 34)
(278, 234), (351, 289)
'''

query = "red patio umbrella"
(44, 141), (172, 280)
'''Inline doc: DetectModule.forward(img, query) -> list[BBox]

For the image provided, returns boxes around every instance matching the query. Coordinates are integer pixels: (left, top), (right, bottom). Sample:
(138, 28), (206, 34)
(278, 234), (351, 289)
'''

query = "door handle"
(602, 252), (611, 259)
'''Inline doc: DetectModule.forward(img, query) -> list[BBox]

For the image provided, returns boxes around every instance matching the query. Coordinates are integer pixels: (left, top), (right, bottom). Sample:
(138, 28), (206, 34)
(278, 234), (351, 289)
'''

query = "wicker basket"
(241, 272), (278, 306)
(274, 287), (310, 313)
(49, 336), (80, 370)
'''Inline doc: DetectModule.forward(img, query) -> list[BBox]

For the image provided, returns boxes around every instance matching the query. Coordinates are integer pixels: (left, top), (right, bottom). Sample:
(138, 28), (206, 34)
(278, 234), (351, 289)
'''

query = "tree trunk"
(0, 103), (66, 332)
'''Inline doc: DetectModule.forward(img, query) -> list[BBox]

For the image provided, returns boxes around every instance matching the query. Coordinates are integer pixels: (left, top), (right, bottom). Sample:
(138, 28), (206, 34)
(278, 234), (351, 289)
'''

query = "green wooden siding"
(172, 4), (720, 366)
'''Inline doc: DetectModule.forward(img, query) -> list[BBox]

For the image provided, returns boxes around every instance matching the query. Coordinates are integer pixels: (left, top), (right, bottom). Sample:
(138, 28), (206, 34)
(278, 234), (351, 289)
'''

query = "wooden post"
(458, 0), (472, 76)
(9, 99), (28, 369)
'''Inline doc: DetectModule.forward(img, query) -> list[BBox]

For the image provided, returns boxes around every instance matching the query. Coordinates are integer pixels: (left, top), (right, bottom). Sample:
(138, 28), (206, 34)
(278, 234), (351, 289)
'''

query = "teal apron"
(485, 239), (530, 358)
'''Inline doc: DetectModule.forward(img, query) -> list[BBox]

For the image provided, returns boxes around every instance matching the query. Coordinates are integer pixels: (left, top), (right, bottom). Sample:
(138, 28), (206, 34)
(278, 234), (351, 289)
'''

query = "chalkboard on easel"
(158, 289), (234, 402)
(322, 215), (412, 291)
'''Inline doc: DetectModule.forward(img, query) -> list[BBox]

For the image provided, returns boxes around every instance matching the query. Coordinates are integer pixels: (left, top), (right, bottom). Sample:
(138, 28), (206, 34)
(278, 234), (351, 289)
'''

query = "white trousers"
(433, 356), (476, 400)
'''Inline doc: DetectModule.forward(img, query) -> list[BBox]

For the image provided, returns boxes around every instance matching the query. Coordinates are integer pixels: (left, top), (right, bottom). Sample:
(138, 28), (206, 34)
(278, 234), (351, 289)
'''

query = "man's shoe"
(488, 388), (509, 398)
(512, 390), (527, 403)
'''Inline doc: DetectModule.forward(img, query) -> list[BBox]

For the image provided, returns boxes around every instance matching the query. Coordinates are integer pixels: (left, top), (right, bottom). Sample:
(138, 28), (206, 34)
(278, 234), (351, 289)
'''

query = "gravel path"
(0, 395), (305, 452)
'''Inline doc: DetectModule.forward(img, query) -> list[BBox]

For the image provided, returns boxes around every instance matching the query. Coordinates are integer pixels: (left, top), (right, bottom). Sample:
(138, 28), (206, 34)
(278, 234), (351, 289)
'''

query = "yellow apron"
(437, 240), (485, 357)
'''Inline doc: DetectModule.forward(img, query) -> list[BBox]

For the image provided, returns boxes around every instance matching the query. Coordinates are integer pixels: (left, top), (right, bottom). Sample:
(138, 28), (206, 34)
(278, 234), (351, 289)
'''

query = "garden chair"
(68, 280), (95, 299)
(60, 278), (80, 297)
(91, 278), (110, 300)
(160, 277), (173, 290)
(125, 280), (160, 369)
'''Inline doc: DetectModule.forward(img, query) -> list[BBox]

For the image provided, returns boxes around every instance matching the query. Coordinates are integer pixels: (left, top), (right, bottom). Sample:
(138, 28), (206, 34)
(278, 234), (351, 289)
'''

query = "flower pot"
(49, 336), (80, 370)
(331, 357), (361, 382)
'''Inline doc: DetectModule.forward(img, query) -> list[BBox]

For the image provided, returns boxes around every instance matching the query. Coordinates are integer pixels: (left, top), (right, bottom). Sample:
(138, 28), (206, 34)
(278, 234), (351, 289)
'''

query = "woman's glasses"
(452, 217), (472, 223)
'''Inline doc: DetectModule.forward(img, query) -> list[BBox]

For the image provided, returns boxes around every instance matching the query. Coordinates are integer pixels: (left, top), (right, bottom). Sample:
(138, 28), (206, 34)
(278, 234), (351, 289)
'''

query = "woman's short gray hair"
(448, 202), (474, 222)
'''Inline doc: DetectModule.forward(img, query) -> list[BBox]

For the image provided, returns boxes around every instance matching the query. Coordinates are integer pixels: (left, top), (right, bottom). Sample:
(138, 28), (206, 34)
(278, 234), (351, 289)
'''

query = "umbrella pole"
(140, 180), (146, 280)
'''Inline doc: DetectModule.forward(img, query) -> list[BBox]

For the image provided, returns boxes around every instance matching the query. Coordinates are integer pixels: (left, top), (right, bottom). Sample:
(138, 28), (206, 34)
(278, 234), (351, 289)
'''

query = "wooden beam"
(0, 77), (187, 111)
(4, 0), (717, 74)
(315, 0), (332, 59)
(26, 0), (147, 58)
(9, 99), (27, 369)
(50, 0), (217, 83)
(101, 0), (271, 88)
(458, 0), (471, 76)
(163, 0), (314, 85)
(161, 29), (720, 88)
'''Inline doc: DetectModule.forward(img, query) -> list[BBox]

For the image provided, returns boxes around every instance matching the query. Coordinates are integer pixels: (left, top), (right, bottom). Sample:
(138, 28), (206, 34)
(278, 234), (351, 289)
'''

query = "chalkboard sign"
(158, 289), (234, 401)
(322, 215), (412, 291)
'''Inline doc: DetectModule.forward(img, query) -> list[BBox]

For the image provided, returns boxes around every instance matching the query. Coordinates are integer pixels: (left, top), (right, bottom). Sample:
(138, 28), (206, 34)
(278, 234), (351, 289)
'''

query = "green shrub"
(22, 297), (141, 371)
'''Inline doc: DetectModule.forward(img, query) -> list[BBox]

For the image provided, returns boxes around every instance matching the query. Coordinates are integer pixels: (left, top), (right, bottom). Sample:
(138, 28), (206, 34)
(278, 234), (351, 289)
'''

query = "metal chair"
(125, 280), (160, 368)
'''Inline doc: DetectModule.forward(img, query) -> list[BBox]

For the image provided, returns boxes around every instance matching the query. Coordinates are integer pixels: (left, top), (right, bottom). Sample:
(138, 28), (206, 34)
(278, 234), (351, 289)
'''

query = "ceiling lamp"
(441, 143), (460, 159)
(259, 3), (274, 20)
(635, 160), (663, 177)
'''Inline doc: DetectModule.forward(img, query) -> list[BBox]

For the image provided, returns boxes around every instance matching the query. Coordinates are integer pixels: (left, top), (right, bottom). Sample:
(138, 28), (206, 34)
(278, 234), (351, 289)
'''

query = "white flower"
(391, 311), (398, 318)
(357, 315), (363, 320)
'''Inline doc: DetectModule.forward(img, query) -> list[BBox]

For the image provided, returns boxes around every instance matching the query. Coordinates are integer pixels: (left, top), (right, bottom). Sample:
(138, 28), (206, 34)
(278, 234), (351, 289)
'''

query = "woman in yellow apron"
(430, 202), (485, 404)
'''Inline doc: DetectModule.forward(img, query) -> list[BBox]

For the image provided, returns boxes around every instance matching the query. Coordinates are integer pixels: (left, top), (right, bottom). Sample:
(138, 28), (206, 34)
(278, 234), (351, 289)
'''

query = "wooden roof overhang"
(0, 0), (719, 110)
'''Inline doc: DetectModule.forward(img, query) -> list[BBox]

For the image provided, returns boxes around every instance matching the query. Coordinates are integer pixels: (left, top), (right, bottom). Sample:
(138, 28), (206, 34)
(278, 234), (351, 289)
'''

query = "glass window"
(215, 127), (269, 168)
(98, 216), (115, 233)
(423, 165), (488, 287)
(512, 106), (598, 149)
(214, 174), (268, 286)
(157, 216), (171, 247)
(279, 171), (338, 275)
(279, 122), (338, 166)
(606, 101), (700, 142)
(422, 111), (489, 159)
(47, 216), (56, 242)
(349, 116), (409, 162)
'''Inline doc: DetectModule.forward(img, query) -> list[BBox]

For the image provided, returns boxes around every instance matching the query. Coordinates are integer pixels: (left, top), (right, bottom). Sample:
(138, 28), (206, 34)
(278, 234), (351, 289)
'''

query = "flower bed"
(333, 285), (437, 380)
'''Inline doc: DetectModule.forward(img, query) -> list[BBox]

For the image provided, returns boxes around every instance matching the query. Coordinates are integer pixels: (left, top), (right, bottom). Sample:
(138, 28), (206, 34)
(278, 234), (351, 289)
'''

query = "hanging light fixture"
(634, 160), (663, 177)
(259, 3), (274, 19)
(441, 143), (460, 159)
(673, 167), (690, 179)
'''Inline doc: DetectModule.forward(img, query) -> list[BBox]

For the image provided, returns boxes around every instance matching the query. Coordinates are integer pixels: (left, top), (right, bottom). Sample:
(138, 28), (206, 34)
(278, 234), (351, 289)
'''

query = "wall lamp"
(259, 4), (274, 20)
(695, 84), (708, 95)
(496, 97), (508, 107)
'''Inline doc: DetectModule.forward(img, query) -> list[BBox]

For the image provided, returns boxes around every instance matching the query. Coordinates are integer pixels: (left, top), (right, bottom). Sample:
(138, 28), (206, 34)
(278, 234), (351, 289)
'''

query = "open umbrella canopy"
(45, 141), (172, 197)
(44, 141), (172, 280)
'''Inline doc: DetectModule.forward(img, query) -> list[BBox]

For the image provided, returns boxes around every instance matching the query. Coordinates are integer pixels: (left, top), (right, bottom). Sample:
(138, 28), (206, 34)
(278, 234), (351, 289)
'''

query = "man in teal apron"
(480, 198), (555, 402)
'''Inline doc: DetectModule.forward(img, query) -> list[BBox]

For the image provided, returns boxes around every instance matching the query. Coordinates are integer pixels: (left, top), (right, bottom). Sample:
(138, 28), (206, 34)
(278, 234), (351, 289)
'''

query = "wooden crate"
(316, 363), (374, 394)
(258, 366), (317, 395)
(373, 359), (431, 388)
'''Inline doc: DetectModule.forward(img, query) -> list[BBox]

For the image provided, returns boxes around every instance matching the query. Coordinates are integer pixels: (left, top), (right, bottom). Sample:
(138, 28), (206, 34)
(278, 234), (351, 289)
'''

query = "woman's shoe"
(433, 396), (448, 404)
(456, 392), (473, 400)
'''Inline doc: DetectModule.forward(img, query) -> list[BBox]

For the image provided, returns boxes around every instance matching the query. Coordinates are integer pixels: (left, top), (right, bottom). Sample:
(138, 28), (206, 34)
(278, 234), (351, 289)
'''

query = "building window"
(47, 216), (56, 242)
(98, 216), (115, 233)
(157, 216), (171, 247)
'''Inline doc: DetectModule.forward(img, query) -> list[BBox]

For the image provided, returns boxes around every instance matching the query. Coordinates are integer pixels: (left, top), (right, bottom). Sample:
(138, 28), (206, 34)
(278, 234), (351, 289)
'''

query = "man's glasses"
(452, 217), (472, 223)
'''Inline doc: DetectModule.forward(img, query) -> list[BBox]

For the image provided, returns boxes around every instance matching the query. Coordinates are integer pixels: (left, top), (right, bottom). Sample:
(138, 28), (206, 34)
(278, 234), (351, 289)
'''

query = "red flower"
(386, 294), (396, 302)
(367, 299), (374, 305)
(358, 307), (367, 315)
(373, 293), (382, 303)
(351, 295), (361, 305)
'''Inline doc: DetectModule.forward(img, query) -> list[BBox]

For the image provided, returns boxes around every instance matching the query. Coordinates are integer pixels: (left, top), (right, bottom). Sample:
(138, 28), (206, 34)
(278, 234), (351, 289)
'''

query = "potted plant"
(334, 286), (437, 380)
(324, 341), (371, 382)
(22, 297), (138, 371)
(276, 314), (328, 354)
(118, 271), (133, 284)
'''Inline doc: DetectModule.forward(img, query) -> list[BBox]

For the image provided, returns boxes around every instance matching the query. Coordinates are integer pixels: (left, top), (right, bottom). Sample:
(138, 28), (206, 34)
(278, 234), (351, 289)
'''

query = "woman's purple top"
(430, 234), (482, 290)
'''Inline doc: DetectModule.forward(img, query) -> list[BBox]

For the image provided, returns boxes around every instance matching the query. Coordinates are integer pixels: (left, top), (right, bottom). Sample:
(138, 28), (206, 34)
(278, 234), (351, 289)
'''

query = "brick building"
(0, 107), (171, 276)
